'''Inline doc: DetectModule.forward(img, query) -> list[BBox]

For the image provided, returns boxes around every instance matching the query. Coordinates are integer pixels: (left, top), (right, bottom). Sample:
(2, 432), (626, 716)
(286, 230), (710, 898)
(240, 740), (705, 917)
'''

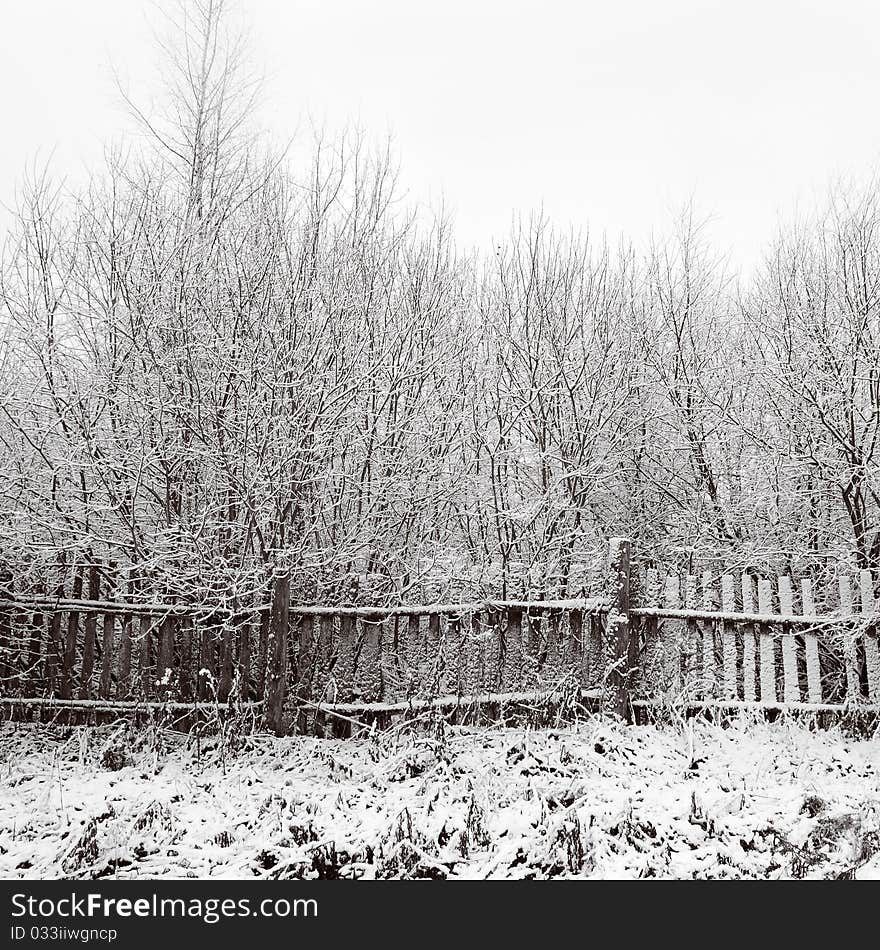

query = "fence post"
(602, 537), (632, 721)
(264, 571), (290, 735)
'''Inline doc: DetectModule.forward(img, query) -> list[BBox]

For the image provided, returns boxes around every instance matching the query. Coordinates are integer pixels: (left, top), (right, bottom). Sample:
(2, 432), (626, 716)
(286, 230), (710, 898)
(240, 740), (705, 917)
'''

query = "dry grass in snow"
(0, 716), (878, 880)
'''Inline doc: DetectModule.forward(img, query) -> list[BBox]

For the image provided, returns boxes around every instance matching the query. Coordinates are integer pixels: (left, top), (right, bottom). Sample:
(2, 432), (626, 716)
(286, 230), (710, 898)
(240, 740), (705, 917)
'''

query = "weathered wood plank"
(684, 573), (700, 692)
(178, 616), (193, 701)
(217, 620), (234, 703)
(663, 573), (682, 694)
(778, 575), (800, 704)
(757, 578), (776, 704)
(0, 570), (13, 689)
(138, 614), (154, 698)
(800, 578), (822, 704)
(741, 573), (757, 702)
(720, 575), (737, 699)
(61, 570), (83, 700)
(502, 608), (524, 693)
(485, 608), (504, 692)
(639, 568), (661, 694)
(335, 614), (357, 702)
(254, 604), (269, 699)
(355, 615), (383, 702)
(117, 614), (133, 699)
(237, 611), (252, 702)
(859, 569), (880, 703)
(602, 538), (631, 719)
(26, 606), (44, 697)
(79, 566), (99, 700)
(402, 613), (421, 696)
(264, 573), (289, 734)
(99, 613), (115, 699)
(838, 575), (860, 702)
(158, 613), (175, 685)
(701, 570), (717, 698)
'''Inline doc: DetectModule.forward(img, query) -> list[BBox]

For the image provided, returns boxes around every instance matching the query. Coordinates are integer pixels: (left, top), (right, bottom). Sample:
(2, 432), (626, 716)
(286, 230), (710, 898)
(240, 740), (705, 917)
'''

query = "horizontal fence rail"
(0, 596), (608, 618)
(2, 541), (880, 731)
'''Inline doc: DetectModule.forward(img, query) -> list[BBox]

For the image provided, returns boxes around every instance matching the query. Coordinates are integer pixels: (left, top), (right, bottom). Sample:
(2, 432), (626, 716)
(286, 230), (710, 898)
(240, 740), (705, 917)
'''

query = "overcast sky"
(2, 0), (880, 273)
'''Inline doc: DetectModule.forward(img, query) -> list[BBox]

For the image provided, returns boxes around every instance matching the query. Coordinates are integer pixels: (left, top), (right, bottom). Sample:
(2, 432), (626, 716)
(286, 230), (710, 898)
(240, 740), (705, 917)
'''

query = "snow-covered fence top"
(0, 595), (609, 618)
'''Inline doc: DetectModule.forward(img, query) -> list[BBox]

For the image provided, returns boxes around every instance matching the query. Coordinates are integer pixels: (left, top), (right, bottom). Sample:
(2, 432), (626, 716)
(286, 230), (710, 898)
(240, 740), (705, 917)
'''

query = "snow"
(0, 717), (877, 879)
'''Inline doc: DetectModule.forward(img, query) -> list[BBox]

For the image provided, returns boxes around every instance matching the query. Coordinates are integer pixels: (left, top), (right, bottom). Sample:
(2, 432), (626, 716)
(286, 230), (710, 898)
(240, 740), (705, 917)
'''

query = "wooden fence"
(631, 566), (880, 713)
(1, 539), (879, 732)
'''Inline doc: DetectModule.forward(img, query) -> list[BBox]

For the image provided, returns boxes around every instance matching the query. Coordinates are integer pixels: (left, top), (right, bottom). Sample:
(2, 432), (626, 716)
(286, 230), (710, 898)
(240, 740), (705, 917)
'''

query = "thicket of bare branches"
(2, 1), (879, 606)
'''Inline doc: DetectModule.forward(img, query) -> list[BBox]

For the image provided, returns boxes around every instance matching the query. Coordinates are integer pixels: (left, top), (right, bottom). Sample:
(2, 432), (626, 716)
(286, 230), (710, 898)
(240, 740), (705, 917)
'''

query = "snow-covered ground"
(0, 716), (878, 880)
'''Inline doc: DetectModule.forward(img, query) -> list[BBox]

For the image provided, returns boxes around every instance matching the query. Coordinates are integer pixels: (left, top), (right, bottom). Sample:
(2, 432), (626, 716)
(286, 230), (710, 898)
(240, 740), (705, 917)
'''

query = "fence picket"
(858, 569), (874, 615)
(838, 575), (861, 702)
(26, 607), (43, 694)
(543, 608), (564, 684)
(198, 619), (215, 701)
(445, 613), (464, 696)
(858, 569), (880, 702)
(490, 610), (507, 695)
(572, 607), (589, 690)
(138, 614), (154, 698)
(310, 614), (334, 706)
(777, 576), (800, 703)
(800, 579), (822, 704)
(741, 573), (757, 702)
(865, 629), (880, 702)
(0, 569), (10, 688)
(178, 616), (193, 701)
(47, 609), (62, 696)
(335, 615), (356, 703)
(684, 574), (699, 692)
(459, 612), (485, 700)
(80, 566), (99, 700)
(639, 568), (661, 693)
(218, 621), (234, 703)
(62, 570), (83, 700)
(99, 613), (115, 699)
(720, 575), (737, 699)
(701, 570), (717, 697)
(757, 579), (776, 703)
(859, 569), (880, 702)
(117, 614), (132, 699)
(356, 615), (383, 702)
(406, 614), (423, 692)
(158, 614), (175, 696)
(587, 608), (603, 689)
(257, 606), (270, 698)
(502, 608), (524, 692)
(237, 611), (252, 702)
(663, 574), (682, 693)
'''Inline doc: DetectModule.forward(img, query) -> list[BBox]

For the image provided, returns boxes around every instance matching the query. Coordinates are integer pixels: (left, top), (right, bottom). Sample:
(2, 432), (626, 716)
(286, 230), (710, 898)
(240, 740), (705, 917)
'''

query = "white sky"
(2, 0), (880, 273)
